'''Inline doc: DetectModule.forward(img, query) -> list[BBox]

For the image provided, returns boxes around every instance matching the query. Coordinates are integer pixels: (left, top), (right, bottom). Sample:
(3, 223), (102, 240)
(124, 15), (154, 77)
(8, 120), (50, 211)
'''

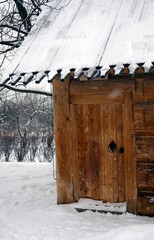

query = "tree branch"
(13, 0), (32, 31)
(0, 84), (52, 97)
(31, 0), (41, 12)
(0, 40), (20, 47)
(0, 45), (17, 54)
(0, 24), (27, 35)
(0, 1), (8, 3)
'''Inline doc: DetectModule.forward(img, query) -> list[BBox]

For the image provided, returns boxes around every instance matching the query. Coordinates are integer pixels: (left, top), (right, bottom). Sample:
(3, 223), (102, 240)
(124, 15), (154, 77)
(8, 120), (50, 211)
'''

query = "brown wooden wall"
(53, 72), (154, 216)
(133, 77), (154, 216)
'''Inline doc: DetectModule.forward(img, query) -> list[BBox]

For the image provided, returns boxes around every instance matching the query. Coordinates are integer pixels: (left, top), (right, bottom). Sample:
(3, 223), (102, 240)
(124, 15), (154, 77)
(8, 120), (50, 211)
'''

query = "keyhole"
(108, 141), (117, 153)
(119, 147), (124, 154)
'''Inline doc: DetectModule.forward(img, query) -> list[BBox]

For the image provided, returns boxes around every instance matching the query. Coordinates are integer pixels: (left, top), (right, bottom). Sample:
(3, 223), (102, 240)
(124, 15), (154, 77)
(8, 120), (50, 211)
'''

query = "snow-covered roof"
(1, 0), (154, 90)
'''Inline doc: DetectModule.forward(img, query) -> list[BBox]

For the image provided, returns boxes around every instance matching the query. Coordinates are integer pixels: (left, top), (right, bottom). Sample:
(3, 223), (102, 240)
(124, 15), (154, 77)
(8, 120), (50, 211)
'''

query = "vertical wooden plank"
(103, 105), (116, 202)
(106, 105), (114, 202)
(102, 104), (108, 202)
(70, 104), (79, 202)
(116, 104), (126, 202)
(53, 74), (74, 204)
(109, 105), (118, 202)
(96, 104), (103, 200)
(112, 105), (119, 203)
(100, 105), (105, 200)
(88, 104), (102, 200)
(123, 92), (137, 213)
(75, 104), (86, 198)
(83, 104), (91, 198)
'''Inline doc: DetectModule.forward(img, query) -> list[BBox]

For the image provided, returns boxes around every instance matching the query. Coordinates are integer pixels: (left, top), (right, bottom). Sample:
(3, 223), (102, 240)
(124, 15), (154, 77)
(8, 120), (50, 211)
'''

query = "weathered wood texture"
(133, 79), (154, 215)
(71, 103), (125, 203)
(53, 74), (74, 204)
(53, 73), (154, 216)
(123, 92), (137, 213)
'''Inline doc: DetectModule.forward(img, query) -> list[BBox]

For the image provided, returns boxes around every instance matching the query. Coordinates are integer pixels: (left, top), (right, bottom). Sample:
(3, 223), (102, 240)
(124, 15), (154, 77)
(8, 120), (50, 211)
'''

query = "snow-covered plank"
(22, 73), (34, 85)
(10, 74), (22, 85)
(35, 72), (46, 83)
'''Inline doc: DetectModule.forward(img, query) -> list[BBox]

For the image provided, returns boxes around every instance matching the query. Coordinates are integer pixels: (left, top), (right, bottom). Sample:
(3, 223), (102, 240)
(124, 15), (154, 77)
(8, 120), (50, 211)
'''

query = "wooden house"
(0, 0), (154, 216)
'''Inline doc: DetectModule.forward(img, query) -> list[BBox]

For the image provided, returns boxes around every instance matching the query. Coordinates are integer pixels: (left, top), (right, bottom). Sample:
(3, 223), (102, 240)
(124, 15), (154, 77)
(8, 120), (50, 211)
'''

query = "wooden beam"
(53, 73), (74, 204)
(70, 104), (79, 201)
(70, 93), (123, 104)
(70, 79), (133, 95)
(123, 92), (137, 214)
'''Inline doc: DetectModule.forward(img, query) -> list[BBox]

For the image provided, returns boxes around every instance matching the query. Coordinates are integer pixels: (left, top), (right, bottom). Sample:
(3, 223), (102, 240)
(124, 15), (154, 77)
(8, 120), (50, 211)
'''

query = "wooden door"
(71, 103), (125, 203)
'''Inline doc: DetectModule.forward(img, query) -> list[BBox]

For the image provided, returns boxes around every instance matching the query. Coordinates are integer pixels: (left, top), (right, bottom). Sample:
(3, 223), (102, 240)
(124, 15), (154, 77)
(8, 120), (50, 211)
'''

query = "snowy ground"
(0, 162), (154, 240)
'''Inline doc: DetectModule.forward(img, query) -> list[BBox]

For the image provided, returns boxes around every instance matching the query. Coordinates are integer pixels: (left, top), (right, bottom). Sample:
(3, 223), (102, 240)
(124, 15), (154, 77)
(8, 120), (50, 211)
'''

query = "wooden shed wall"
(53, 71), (154, 216)
(134, 78), (154, 215)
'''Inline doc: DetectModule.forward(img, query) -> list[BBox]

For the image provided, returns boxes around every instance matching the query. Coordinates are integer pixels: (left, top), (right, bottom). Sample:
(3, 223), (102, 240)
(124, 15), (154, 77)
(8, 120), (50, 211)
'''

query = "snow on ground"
(0, 162), (154, 240)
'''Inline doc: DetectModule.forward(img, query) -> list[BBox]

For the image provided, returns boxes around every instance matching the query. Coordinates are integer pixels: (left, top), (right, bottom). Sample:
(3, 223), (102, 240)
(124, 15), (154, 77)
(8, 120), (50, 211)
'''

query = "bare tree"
(0, 92), (54, 162)
(0, 0), (50, 68)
